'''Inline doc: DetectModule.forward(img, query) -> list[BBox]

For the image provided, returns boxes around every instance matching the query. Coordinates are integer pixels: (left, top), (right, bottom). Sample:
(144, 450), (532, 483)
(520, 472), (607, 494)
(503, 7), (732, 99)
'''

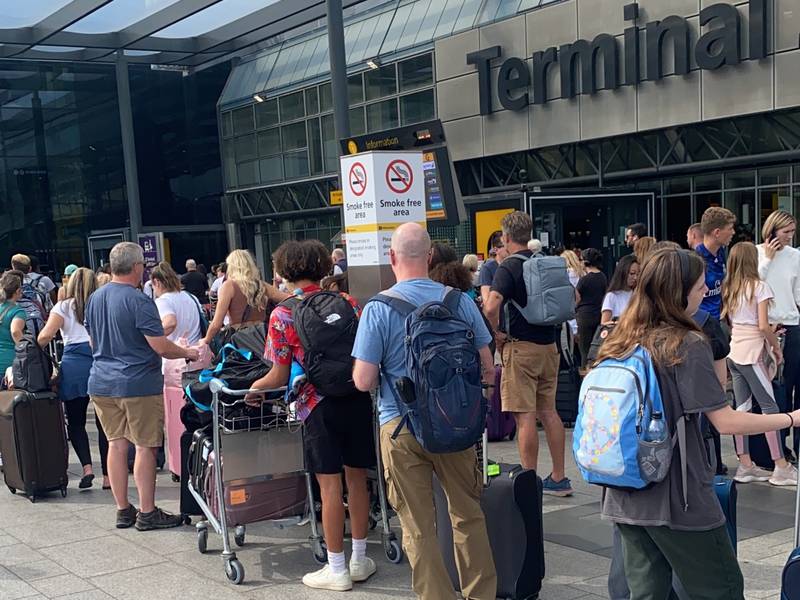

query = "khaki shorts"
(500, 340), (559, 413)
(92, 394), (164, 448)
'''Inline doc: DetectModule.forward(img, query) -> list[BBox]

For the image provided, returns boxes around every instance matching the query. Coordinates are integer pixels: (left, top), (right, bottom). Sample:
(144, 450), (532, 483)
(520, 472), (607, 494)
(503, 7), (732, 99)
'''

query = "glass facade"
(220, 53), (436, 192)
(0, 60), (229, 274)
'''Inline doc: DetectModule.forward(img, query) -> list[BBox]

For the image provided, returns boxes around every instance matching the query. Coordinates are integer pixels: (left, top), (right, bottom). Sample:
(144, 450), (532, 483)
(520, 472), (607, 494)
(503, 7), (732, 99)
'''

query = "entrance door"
(527, 192), (653, 274)
(87, 232), (127, 270)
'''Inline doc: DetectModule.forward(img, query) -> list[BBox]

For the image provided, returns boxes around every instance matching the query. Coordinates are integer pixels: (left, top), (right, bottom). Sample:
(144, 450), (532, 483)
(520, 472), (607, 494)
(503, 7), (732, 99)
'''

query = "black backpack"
(283, 291), (359, 398)
(12, 329), (55, 393)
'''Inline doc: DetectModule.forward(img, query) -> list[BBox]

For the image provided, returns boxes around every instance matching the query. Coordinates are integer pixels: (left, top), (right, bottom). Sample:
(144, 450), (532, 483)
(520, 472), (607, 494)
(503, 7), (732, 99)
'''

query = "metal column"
(326, 0), (350, 149)
(115, 51), (142, 240)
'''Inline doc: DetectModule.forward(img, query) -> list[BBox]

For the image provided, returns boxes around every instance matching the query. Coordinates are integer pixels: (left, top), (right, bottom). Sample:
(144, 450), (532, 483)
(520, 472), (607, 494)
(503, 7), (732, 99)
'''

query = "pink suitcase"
(164, 386), (185, 476)
(204, 450), (307, 527)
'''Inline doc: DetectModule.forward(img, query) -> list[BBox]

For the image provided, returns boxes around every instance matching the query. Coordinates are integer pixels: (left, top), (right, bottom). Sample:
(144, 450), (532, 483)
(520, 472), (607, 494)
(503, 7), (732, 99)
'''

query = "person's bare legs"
(344, 467), (370, 541)
(538, 409), (567, 481)
(317, 473), (346, 553)
(133, 446), (158, 514)
(514, 412), (540, 471)
(107, 439), (131, 510)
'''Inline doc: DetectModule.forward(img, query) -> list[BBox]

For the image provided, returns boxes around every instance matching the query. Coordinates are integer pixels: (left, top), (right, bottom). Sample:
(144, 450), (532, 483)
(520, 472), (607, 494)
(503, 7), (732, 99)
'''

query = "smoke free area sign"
(340, 151), (426, 266)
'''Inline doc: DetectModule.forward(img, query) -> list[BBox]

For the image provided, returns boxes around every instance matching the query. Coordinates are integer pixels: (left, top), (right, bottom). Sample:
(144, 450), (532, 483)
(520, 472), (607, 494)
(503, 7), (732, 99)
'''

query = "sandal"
(79, 474), (95, 489)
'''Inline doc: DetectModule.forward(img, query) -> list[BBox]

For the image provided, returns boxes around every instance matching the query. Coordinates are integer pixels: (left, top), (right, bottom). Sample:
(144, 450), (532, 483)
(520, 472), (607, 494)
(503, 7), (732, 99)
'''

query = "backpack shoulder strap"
(508, 253), (528, 261)
(442, 287), (461, 313)
(369, 290), (416, 317)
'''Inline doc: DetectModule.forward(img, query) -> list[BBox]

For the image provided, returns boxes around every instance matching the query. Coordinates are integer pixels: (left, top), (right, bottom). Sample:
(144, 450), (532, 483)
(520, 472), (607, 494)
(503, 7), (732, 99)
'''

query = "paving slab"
(29, 573), (97, 598)
(39, 535), (161, 579)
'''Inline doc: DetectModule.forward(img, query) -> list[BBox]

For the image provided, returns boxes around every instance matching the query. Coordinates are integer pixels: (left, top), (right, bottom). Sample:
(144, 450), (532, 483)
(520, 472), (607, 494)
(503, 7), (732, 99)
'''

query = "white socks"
(328, 550), (347, 575)
(352, 538), (367, 562)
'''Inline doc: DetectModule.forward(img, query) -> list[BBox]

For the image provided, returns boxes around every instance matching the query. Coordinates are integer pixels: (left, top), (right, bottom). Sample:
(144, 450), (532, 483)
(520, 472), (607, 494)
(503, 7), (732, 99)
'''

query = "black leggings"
(63, 397), (108, 475)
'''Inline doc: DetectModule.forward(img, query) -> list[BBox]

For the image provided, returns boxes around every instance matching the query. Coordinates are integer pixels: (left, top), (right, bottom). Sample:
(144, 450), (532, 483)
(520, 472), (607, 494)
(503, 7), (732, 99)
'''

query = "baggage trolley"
(187, 379), (325, 585)
(370, 396), (404, 564)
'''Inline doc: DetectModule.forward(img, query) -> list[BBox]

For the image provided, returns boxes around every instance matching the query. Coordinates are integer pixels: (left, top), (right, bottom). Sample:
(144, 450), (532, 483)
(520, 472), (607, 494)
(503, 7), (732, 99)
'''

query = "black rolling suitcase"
(556, 324), (580, 427)
(434, 435), (545, 599)
(0, 391), (68, 501)
(179, 429), (203, 519)
(781, 475), (800, 599)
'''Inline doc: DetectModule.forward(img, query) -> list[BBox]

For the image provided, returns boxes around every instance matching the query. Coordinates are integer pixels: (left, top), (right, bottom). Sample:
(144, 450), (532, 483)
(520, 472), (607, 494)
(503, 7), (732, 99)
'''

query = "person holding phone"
(758, 210), (800, 459)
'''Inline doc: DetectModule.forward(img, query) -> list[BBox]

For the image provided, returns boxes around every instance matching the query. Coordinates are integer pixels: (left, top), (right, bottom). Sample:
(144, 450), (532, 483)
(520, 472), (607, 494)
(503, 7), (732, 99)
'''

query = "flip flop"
(79, 474), (95, 489)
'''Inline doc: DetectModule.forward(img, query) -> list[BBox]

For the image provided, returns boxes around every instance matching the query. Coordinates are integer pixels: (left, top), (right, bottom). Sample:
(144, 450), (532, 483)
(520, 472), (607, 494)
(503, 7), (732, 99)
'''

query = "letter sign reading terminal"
(466, 0), (769, 115)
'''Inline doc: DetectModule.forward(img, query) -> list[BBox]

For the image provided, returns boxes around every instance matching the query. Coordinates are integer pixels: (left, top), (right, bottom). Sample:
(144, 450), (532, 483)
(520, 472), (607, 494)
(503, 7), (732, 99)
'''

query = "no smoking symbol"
(349, 162), (367, 197)
(385, 159), (413, 194)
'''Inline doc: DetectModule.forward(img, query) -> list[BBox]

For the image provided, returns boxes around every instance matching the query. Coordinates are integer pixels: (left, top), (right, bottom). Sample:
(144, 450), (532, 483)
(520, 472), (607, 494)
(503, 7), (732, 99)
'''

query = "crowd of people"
(2, 204), (800, 598)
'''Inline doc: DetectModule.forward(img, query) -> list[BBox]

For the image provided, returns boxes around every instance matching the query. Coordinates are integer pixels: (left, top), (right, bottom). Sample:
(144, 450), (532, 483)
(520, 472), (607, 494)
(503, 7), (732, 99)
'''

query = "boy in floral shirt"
(246, 240), (376, 592)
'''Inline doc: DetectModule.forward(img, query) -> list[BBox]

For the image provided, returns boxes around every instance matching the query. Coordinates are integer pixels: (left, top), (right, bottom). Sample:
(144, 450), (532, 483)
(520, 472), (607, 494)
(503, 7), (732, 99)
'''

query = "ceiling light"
(366, 58), (380, 70)
(253, 94), (264, 103)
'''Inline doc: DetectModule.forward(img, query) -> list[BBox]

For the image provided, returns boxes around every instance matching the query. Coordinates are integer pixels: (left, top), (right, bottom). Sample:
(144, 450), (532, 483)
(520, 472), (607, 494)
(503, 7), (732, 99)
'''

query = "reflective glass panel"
(724, 190), (757, 243)
(320, 83), (333, 113)
(350, 107), (366, 136)
(400, 89), (435, 125)
(308, 118), (324, 175)
(348, 73), (364, 105)
(155, 0), (281, 37)
(321, 114), (338, 173)
(399, 54), (433, 92)
(235, 134), (257, 163)
(237, 160), (259, 186)
(232, 106), (254, 135)
(284, 150), (310, 179)
(724, 170), (755, 189)
(281, 122), (307, 151)
(259, 156), (283, 183)
(279, 91), (305, 122)
(366, 98), (399, 132)
(365, 64), (397, 101)
(255, 98), (279, 129)
(258, 129), (281, 157)
(759, 166), (790, 187)
(221, 111), (233, 137)
(305, 87), (319, 115)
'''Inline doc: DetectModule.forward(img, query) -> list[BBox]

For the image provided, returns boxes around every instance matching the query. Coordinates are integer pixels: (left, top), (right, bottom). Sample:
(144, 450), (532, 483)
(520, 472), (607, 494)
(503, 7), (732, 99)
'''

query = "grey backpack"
(508, 253), (576, 326)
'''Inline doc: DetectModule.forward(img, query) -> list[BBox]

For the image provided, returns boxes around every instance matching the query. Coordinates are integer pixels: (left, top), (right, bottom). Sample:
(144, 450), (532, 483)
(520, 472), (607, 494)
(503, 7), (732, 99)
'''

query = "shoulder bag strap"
(442, 287), (461, 313)
(369, 292), (416, 317)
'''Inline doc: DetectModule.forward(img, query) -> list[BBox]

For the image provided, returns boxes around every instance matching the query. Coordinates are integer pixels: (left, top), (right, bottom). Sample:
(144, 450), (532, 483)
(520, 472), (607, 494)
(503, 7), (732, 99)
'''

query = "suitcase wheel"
(171, 473), (180, 483)
(384, 538), (403, 564)
(197, 526), (208, 554)
(60, 487), (67, 498)
(234, 525), (246, 547)
(311, 538), (328, 564)
(6, 486), (15, 495)
(224, 558), (244, 585)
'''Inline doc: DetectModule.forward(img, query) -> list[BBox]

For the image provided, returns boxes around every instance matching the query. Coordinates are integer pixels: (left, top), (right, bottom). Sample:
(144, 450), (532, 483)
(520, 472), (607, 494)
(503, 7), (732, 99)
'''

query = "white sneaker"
(302, 564), (353, 591)
(769, 464), (798, 487)
(349, 556), (377, 583)
(734, 463), (772, 483)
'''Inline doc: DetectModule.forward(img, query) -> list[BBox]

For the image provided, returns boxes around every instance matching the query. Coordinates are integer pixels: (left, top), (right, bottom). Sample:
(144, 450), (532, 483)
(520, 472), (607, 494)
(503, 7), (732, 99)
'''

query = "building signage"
(137, 232), (165, 281)
(467, 0), (768, 114)
(340, 151), (426, 267)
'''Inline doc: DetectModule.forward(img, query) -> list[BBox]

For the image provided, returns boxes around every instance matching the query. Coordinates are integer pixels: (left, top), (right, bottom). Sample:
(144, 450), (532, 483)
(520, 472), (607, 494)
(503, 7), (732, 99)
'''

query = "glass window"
(399, 54), (434, 92)
(759, 166), (790, 187)
(664, 195), (690, 244)
(308, 118), (324, 175)
(664, 177), (690, 195)
(350, 106), (366, 136)
(221, 111), (233, 137)
(223, 139), (237, 188)
(400, 89), (435, 125)
(257, 128), (281, 157)
(321, 114), (338, 173)
(285, 150), (310, 179)
(724, 169), (755, 189)
(279, 91), (305, 122)
(694, 174), (721, 192)
(760, 187), (792, 234)
(365, 64), (397, 101)
(237, 160), (259, 187)
(305, 87), (319, 115)
(255, 98), (278, 129)
(366, 99), (399, 132)
(348, 73), (364, 105)
(281, 122), (307, 151)
(694, 193), (722, 223)
(319, 82), (332, 112)
(234, 134), (257, 163)
(724, 189), (756, 243)
(232, 106), (254, 136)
(259, 156), (283, 184)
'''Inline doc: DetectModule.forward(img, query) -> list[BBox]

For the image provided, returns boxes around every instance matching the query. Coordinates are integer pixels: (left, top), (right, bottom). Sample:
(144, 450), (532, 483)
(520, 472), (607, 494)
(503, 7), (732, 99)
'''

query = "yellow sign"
(347, 140), (359, 155)
(330, 190), (343, 206)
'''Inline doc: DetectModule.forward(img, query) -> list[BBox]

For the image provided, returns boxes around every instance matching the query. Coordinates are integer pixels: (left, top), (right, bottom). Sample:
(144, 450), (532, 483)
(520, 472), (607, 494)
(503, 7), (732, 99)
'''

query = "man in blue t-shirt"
(696, 207), (736, 320)
(85, 242), (198, 532)
(479, 230), (507, 306)
(352, 223), (497, 600)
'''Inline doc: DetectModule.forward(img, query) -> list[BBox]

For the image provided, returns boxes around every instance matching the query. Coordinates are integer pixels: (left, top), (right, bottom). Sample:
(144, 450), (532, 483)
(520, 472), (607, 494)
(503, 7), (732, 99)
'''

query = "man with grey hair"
(86, 242), (199, 531)
(331, 247), (347, 275)
(527, 239), (543, 255)
(485, 211), (572, 497)
(352, 223), (497, 599)
(181, 257), (208, 304)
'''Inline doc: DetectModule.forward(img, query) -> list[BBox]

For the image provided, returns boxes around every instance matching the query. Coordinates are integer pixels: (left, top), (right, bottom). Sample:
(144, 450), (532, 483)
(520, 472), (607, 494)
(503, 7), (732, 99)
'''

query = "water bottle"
(643, 411), (667, 443)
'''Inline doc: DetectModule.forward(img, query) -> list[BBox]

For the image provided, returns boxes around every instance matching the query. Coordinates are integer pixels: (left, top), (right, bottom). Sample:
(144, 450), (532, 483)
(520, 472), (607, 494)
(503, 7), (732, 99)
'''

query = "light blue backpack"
(573, 346), (687, 504)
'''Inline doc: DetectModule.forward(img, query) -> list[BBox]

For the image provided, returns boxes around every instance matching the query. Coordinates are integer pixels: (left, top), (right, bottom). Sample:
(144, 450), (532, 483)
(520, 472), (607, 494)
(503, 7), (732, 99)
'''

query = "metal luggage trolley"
(187, 378), (325, 585)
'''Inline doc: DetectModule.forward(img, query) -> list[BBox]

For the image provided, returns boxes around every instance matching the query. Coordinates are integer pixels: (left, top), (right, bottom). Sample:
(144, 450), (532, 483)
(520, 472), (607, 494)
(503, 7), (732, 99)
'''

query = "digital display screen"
(423, 151), (446, 220)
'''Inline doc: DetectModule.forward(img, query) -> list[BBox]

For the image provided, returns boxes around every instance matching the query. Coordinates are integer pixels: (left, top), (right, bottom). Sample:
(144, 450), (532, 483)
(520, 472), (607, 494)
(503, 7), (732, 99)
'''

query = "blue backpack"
(573, 346), (688, 504)
(371, 287), (487, 454)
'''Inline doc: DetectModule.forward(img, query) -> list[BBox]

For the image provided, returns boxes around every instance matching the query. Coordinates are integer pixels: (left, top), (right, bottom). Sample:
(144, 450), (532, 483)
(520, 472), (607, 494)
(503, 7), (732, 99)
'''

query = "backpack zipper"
(595, 364), (646, 433)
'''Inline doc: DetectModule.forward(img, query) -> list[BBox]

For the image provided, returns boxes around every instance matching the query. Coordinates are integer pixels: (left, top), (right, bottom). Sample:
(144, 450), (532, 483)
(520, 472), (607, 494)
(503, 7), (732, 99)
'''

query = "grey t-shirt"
(85, 282), (164, 398)
(601, 334), (729, 531)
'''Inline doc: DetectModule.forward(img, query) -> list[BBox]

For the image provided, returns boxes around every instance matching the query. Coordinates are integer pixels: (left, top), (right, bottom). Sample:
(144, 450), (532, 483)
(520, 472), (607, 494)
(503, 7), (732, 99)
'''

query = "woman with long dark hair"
(575, 248), (607, 368)
(600, 255), (639, 324)
(597, 248), (800, 598)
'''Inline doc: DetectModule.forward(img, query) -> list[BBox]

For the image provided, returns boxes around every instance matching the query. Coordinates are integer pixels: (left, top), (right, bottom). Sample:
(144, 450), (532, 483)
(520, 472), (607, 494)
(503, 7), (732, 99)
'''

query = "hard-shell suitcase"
(204, 450), (307, 527)
(486, 366), (515, 442)
(179, 429), (203, 518)
(556, 325), (580, 427)
(164, 386), (185, 475)
(714, 475), (737, 553)
(435, 459), (545, 599)
(0, 391), (68, 501)
(780, 468), (800, 599)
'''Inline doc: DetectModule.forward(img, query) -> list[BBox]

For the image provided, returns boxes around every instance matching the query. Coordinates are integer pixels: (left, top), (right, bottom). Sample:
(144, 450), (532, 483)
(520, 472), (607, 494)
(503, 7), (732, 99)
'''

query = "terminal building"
(3, 0), (800, 276)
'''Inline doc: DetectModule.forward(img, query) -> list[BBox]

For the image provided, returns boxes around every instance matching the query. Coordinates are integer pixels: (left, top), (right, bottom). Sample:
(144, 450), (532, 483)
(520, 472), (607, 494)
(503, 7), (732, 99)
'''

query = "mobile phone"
(768, 227), (778, 242)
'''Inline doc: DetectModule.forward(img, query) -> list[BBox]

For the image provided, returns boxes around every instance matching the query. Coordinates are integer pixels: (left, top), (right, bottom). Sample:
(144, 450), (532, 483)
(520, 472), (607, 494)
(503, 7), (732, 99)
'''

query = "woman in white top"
(38, 268), (109, 490)
(724, 242), (797, 486)
(561, 249), (584, 336)
(601, 255), (640, 324)
(150, 261), (202, 344)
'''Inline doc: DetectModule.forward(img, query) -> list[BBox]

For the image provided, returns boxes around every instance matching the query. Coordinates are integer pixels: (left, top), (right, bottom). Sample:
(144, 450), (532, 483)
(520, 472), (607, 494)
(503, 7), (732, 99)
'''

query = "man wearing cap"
(58, 264), (78, 301)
